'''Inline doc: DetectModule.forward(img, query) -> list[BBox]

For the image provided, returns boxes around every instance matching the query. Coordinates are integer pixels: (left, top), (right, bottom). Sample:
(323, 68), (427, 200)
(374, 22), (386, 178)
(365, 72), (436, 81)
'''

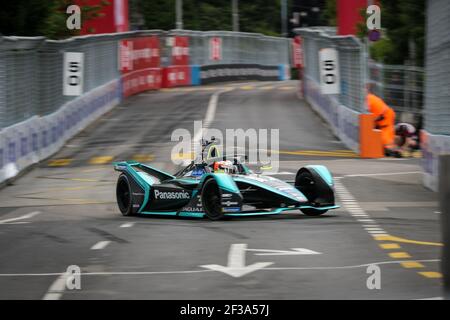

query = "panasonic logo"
(154, 189), (190, 200)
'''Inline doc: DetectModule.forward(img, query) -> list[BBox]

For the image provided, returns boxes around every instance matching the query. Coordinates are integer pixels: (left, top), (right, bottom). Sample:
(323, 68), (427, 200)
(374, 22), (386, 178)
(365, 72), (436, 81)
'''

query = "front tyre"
(116, 174), (133, 216)
(201, 179), (224, 221)
(300, 208), (328, 216)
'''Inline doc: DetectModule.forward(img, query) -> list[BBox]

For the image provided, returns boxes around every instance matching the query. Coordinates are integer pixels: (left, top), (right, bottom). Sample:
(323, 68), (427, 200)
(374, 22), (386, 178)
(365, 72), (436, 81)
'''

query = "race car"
(113, 139), (339, 220)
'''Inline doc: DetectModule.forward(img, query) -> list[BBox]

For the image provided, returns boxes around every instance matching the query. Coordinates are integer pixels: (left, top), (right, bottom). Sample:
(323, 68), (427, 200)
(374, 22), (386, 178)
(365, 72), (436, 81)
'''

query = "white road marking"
(262, 171), (294, 176)
(192, 88), (233, 143)
(334, 180), (389, 237)
(358, 218), (375, 222)
(186, 88), (233, 165)
(42, 273), (68, 300)
(0, 259), (435, 278)
(120, 222), (135, 228)
(0, 211), (41, 225)
(90, 241), (111, 250)
(344, 171), (421, 178)
(200, 243), (273, 278)
(247, 248), (321, 256)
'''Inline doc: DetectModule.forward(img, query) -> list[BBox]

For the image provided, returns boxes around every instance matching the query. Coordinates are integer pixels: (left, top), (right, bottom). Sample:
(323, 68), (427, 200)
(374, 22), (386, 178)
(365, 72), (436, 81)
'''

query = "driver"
(213, 160), (235, 174)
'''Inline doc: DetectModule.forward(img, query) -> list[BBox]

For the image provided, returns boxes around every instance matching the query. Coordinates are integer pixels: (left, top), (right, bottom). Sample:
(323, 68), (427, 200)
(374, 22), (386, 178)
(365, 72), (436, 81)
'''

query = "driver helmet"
(213, 160), (234, 174)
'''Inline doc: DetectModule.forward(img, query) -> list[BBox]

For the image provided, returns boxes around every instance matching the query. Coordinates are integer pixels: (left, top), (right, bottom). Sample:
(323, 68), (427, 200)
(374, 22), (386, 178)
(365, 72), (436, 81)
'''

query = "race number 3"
(63, 52), (84, 96)
(319, 48), (340, 95)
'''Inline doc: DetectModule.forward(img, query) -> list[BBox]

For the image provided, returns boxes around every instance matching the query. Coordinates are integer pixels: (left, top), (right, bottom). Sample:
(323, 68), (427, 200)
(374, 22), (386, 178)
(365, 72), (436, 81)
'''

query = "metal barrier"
(0, 30), (290, 184)
(421, 0), (450, 192)
(294, 27), (369, 155)
(369, 61), (424, 122)
(296, 27), (367, 113)
(0, 30), (290, 130)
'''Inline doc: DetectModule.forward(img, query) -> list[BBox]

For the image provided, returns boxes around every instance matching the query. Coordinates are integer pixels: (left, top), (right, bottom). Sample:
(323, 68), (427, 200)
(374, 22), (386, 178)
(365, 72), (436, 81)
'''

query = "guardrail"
(369, 61), (424, 126)
(294, 27), (384, 158)
(0, 30), (291, 185)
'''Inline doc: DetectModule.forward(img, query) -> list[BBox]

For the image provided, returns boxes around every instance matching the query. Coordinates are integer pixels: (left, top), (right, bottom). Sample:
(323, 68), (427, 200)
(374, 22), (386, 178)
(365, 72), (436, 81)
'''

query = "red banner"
(122, 69), (162, 97)
(171, 36), (189, 66)
(209, 37), (222, 61)
(292, 36), (303, 68)
(162, 66), (191, 88)
(119, 36), (160, 73)
(119, 36), (162, 96)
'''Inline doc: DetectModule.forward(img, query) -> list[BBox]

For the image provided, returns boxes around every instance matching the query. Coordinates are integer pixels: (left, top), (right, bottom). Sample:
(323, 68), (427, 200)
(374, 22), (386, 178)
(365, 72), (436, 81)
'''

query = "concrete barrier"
(302, 75), (385, 158)
(422, 130), (450, 192)
(0, 79), (121, 185)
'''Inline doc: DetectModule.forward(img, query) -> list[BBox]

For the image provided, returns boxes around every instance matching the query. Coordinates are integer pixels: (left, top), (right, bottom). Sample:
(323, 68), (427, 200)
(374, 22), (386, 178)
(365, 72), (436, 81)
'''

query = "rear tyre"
(116, 174), (133, 216)
(201, 179), (224, 221)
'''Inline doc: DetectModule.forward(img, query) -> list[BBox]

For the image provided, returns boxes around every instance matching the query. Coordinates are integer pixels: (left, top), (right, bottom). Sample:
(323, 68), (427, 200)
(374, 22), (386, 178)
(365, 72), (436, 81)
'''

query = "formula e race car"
(113, 139), (339, 220)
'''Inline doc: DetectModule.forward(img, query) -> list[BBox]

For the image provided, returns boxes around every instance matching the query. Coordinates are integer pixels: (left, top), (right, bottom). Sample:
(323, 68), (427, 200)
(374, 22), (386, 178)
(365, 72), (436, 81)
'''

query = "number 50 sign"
(319, 48), (340, 95)
(63, 52), (84, 96)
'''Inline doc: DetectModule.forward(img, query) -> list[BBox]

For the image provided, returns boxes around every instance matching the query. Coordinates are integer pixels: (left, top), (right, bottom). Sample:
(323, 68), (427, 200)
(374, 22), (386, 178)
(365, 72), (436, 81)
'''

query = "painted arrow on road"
(200, 244), (273, 278)
(200, 244), (321, 277)
(246, 248), (321, 256)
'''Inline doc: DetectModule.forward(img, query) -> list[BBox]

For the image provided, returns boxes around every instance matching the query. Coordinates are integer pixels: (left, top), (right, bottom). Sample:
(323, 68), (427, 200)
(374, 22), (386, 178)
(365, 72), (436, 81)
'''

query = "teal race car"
(113, 140), (339, 220)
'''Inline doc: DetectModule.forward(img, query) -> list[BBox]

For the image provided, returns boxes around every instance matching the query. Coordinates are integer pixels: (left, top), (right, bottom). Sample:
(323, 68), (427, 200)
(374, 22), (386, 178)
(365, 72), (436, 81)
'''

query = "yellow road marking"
(48, 159), (72, 167)
(278, 150), (358, 158)
(412, 150), (422, 158)
(260, 86), (274, 90)
(418, 271), (442, 279)
(400, 261), (425, 269)
(240, 85), (254, 90)
(388, 252), (411, 259)
(171, 152), (194, 160)
(373, 235), (443, 247)
(279, 86), (295, 90)
(132, 154), (154, 162)
(379, 243), (401, 250)
(69, 178), (99, 182)
(89, 156), (114, 165)
(60, 198), (113, 205)
(81, 168), (105, 173)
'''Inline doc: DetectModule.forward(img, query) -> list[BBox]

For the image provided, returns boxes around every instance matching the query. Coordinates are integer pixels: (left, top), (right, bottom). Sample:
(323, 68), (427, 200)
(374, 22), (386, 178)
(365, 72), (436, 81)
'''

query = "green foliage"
(138, 0), (285, 36)
(369, 37), (395, 64)
(323, 0), (336, 26)
(0, 0), (110, 39)
(360, 0), (425, 66)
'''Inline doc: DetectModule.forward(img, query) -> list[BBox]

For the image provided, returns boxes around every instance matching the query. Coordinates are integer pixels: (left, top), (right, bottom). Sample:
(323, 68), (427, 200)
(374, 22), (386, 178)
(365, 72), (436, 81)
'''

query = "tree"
(0, 0), (110, 39)
(138, 0), (286, 36)
(357, 0), (425, 66)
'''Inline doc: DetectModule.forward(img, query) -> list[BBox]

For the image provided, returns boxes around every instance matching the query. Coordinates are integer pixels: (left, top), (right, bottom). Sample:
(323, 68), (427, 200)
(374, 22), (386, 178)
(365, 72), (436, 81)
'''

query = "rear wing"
(113, 161), (176, 182)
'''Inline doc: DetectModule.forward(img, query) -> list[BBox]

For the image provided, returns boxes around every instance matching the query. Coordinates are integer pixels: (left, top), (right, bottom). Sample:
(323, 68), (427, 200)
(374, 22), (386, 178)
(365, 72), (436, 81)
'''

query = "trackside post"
(439, 154), (450, 299)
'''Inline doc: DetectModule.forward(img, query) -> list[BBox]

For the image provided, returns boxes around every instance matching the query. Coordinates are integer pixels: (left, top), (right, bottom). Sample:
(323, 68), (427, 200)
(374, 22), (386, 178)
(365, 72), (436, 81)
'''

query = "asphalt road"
(0, 81), (443, 299)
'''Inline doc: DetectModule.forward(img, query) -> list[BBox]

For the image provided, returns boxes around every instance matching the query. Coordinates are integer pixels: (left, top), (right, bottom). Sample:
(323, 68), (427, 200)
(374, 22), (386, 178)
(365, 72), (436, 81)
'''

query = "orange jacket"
(366, 93), (395, 128)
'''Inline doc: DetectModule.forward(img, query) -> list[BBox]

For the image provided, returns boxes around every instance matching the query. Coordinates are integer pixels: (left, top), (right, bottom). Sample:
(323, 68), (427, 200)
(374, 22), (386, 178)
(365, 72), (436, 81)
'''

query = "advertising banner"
(119, 36), (160, 72)
(209, 37), (222, 61)
(123, 69), (162, 97)
(162, 65), (191, 88)
(171, 36), (189, 66)
(292, 36), (303, 68)
(119, 36), (162, 96)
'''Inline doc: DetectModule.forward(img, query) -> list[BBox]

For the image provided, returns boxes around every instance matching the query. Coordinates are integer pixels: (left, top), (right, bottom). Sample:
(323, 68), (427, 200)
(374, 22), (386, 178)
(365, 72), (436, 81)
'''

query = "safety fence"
(0, 30), (291, 184)
(369, 61), (424, 125)
(421, 0), (450, 191)
(294, 27), (384, 157)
